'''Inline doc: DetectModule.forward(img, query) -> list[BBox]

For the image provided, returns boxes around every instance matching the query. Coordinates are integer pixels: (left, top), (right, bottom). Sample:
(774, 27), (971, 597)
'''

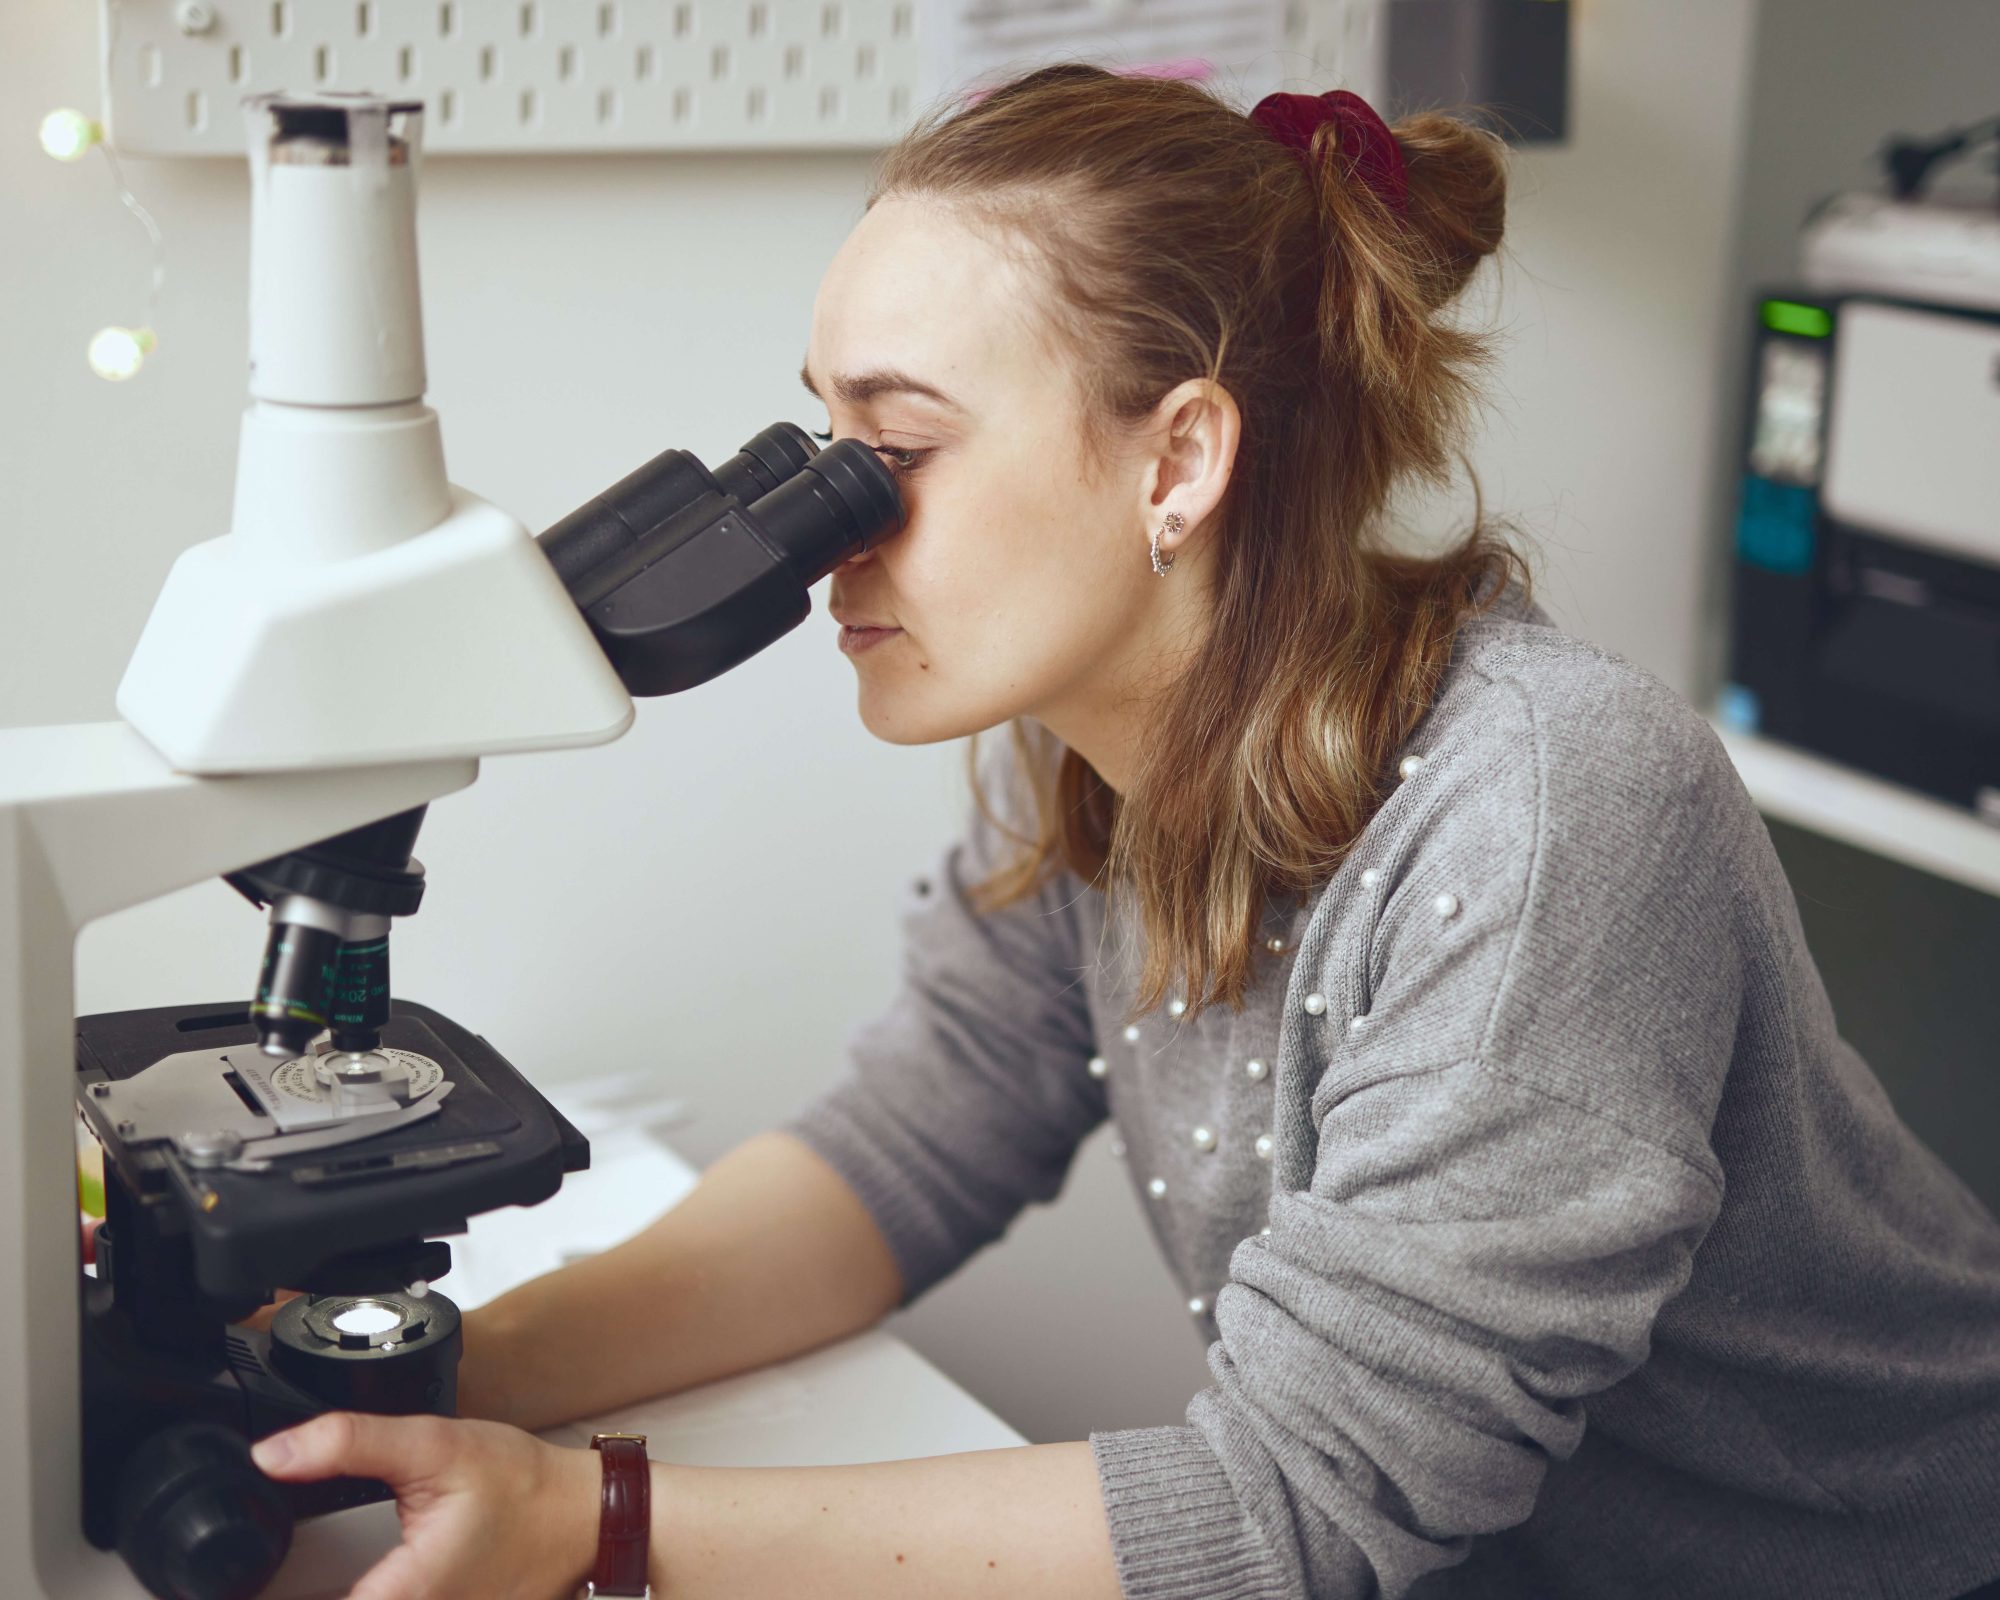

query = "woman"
(253, 66), (2000, 1600)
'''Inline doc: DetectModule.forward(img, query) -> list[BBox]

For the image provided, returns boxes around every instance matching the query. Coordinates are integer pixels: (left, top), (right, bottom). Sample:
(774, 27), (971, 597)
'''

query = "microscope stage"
(76, 1000), (588, 1299)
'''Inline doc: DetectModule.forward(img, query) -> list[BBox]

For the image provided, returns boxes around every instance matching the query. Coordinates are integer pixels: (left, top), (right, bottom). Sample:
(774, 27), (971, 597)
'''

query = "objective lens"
(250, 922), (340, 1060)
(328, 935), (391, 1053)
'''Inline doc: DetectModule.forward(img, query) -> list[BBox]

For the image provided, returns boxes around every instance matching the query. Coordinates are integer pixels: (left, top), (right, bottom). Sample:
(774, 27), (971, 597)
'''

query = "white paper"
(443, 1111), (697, 1312)
(921, 0), (1291, 109)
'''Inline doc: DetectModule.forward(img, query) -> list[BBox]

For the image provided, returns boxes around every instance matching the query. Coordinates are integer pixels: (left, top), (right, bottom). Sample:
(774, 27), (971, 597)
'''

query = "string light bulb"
(43, 105), (168, 381)
(88, 325), (156, 382)
(40, 108), (104, 162)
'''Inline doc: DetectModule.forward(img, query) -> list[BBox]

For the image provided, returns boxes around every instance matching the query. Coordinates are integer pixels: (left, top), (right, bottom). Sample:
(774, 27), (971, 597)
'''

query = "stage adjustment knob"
(114, 1422), (294, 1600)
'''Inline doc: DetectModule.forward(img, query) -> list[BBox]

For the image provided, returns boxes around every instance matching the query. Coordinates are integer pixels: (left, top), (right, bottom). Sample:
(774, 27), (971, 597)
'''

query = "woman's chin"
(856, 697), (945, 746)
(855, 683), (989, 747)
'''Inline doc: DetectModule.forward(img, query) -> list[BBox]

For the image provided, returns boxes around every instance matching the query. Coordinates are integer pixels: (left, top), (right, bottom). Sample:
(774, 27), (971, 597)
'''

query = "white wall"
(1447, 0), (1759, 698)
(2, 1), (1762, 1445)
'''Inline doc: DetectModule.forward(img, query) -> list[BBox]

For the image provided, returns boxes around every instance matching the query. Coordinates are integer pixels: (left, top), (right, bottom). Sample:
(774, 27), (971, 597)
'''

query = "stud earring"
(1151, 511), (1184, 576)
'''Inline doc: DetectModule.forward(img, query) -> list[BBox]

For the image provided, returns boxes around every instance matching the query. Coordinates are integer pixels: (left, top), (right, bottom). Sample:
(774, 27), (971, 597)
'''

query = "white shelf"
(100, 0), (1383, 157)
(1711, 721), (2000, 900)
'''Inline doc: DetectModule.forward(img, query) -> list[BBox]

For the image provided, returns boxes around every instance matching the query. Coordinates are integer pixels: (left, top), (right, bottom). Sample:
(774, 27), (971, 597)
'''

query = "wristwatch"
(579, 1431), (651, 1598)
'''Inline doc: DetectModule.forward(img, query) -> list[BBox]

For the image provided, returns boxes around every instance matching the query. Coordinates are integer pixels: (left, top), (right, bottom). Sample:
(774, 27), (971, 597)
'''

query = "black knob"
(115, 1423), (294, 1600)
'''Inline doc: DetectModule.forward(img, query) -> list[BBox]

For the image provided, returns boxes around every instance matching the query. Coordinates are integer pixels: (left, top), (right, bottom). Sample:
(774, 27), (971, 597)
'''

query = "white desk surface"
(1712, 721), (2000, 899)
(268, 1077), (1023, 1598)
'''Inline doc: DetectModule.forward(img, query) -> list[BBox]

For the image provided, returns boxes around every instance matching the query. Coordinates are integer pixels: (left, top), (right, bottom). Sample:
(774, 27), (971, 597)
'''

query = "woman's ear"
(1138, 378), (1241, 560)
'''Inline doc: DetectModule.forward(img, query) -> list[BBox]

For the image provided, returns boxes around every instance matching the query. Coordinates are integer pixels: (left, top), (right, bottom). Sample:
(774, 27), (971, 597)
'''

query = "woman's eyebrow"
(799, 359), (965, 414)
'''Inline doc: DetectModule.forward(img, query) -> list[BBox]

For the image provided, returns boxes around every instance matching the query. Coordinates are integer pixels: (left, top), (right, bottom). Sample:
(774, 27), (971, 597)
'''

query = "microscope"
(1, 91), (902, 1600)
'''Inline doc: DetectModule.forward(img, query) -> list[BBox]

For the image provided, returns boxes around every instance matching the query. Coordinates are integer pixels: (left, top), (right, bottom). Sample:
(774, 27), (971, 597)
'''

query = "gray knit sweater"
(780, 593), (2000, 1600)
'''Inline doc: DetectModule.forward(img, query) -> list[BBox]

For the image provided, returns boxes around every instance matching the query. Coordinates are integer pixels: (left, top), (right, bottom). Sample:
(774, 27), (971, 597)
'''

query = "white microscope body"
(0, 93), (631, 1599)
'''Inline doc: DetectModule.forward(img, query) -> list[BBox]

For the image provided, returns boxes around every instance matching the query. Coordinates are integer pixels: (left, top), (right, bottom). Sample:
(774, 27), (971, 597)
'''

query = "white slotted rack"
(98, 0), (1384, 156)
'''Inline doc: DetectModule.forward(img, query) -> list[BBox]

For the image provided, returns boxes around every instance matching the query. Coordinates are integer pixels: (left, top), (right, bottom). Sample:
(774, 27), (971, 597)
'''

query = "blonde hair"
(871, 64), (1526, 1025)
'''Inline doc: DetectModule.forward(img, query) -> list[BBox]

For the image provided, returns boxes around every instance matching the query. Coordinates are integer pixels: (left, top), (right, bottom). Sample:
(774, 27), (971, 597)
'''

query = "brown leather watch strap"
(585, 1432), (651, 1598)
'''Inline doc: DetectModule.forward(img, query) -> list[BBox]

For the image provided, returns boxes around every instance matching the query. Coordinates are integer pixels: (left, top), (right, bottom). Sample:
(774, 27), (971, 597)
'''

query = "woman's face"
(805, 196), (1224, 773)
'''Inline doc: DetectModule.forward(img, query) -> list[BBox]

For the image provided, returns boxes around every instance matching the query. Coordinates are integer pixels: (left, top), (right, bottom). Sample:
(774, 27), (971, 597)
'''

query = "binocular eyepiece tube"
(538, 422), (905, 697)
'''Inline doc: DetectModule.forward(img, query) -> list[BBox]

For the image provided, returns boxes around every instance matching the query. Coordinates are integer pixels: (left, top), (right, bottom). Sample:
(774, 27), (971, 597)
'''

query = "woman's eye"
(807, 428), (927, 475)
(874, 445), (930, 475)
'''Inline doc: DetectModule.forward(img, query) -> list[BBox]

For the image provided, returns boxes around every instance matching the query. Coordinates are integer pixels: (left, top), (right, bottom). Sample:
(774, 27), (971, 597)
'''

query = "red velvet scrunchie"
(1249, 89), (1409, 217)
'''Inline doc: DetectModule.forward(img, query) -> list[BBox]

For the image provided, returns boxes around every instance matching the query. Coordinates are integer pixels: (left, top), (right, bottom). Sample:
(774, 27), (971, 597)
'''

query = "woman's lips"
(838, 625), (902, 656)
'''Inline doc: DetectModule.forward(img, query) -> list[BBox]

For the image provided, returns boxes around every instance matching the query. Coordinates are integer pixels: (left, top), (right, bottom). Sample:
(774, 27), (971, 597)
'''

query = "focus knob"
(114, 1423), (293, 1600)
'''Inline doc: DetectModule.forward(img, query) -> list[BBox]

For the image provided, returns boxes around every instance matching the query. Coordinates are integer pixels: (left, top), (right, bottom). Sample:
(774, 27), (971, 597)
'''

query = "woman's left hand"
(252, 1411), (601, 1600)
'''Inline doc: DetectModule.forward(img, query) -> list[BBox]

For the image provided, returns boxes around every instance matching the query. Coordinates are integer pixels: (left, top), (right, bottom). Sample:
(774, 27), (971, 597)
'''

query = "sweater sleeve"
(777, 764), (1105, 1306)
(1089, 663), (1743, 1600)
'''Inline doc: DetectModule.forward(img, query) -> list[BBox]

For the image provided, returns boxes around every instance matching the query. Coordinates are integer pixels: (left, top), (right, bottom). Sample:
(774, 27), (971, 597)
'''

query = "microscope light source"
(329, 1301), (403, 1338)
(39, 108), (102, 161)
(87, 325), (155, 381)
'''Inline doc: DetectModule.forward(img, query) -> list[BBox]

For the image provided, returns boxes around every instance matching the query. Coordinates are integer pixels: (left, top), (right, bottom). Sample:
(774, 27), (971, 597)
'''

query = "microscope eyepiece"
(537, 421), (905, 697)
(744, 436), (904, 577)
(711, 420), (821, 505)
(537, 420), (828, 600)
(537, 447), (720, 599)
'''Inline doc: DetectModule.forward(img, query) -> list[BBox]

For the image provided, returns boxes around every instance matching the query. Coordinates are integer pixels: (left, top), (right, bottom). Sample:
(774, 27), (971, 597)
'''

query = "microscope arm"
(197, 420), (903, 1062)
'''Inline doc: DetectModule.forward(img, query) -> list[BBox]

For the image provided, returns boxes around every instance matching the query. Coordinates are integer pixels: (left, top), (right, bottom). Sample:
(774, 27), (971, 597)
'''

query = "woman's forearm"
(463, 1129), (905, 1431)
(626, 1443), (1124, 1599)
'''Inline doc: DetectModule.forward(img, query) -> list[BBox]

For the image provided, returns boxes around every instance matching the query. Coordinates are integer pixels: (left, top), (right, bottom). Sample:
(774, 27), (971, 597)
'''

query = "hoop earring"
(1151, 511), (1184, 576)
